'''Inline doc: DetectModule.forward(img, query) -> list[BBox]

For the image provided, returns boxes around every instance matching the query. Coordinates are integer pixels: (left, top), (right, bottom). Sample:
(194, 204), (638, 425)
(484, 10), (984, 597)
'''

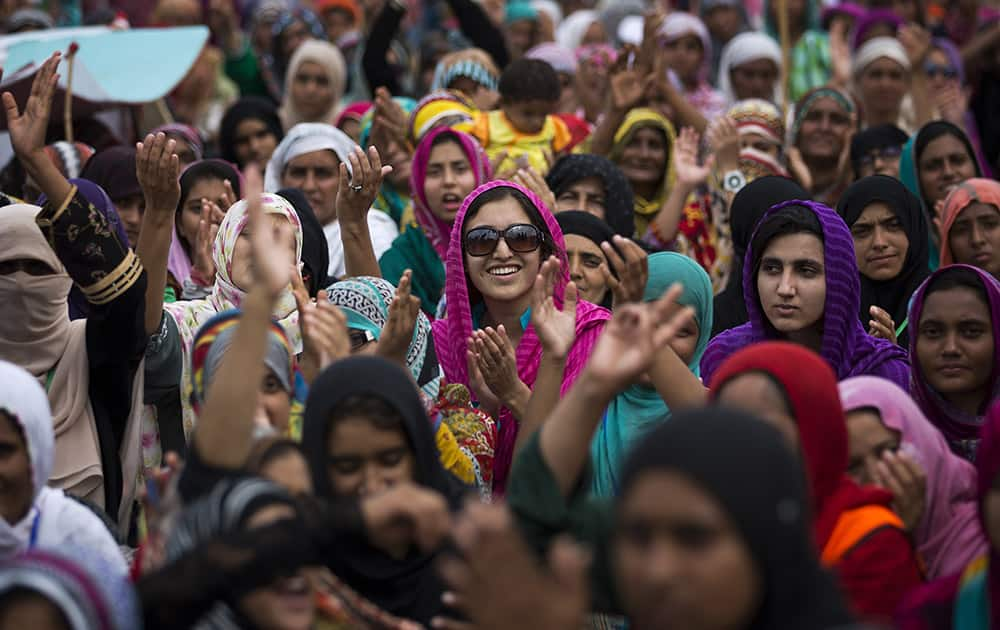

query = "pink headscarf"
(431, 181), (610, 494)
(839, 376), (987, 579)
(334, 101), (372, 129)
(409, 126), (491, 260)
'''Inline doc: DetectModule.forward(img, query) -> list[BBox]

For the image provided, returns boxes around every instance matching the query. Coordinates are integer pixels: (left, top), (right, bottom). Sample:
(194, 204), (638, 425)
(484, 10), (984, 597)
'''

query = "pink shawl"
(839, 376), (987, 579)
(431, 181), (610, 494)
(167, 224), (193, 287)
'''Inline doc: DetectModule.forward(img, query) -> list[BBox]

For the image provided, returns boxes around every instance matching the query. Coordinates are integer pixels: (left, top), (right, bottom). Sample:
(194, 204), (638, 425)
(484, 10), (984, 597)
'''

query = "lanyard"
(28, 512), (40, 548)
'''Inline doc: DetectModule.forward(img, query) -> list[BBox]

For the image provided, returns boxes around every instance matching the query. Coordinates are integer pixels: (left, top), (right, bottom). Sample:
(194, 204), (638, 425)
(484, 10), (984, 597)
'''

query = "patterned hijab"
(701, 200), (910, 387)
(608, 108), (676, 236)
(409, 126), (491, 260)
(164, 193), (303, 439)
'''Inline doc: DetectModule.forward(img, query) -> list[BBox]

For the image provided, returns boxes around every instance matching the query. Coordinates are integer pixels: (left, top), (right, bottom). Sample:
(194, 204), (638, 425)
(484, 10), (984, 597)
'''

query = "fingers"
(563, 281), (579, 318)
(1, 91), (19, 120)
(222, 179), (236, 210)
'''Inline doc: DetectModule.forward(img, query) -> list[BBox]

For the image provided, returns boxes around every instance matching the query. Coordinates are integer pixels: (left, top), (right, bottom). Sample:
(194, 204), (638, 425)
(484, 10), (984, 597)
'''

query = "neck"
(865, 109), (900, 128)
(785, 326), (823, 354)
(482, 294), (531, 344)
(804, 154), (840, 191)
(944, 388), (989, 416)
(632, 180), (660, 200)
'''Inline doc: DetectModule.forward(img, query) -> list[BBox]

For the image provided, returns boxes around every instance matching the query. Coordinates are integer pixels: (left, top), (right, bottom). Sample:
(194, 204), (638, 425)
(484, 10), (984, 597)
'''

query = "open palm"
(674, 127), (713, 187)
(4, 52), (60, 158)
(530, 257), (577, 359)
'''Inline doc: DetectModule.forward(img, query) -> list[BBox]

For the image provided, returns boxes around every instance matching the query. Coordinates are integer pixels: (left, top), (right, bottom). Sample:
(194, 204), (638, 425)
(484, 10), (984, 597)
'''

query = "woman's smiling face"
(463, 195), (544, 306)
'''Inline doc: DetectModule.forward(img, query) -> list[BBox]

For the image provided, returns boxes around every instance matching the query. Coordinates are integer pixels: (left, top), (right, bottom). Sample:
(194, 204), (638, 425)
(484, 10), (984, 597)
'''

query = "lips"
(973, 252), (994, 264)
(772, 304), (798, 316)
(936, 363), (969, 377)
(867, 253), (897, 265)
(487, 265), (521, 277)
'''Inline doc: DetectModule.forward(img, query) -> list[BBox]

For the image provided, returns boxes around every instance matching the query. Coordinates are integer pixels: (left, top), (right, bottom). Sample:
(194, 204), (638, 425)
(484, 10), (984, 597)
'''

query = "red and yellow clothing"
(461, 110), (571, 176)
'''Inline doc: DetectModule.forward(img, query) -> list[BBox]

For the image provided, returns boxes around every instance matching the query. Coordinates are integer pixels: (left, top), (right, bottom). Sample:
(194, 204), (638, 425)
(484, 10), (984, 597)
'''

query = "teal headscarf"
(589, 252), (714, 498)
(359, 97), (417, 227)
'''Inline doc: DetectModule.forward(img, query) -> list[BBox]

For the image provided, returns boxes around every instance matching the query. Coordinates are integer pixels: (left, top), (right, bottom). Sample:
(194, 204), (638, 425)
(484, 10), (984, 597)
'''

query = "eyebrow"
(761, 255), (823, 266)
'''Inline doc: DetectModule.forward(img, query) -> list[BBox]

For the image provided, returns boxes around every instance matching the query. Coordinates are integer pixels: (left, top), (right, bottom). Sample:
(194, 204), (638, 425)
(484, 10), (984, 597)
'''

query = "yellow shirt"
(461, 110), (571, 175)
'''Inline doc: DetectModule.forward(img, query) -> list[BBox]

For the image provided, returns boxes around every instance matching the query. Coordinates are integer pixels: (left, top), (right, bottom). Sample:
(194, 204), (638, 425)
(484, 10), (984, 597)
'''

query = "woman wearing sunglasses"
(432, 181), (610, 495)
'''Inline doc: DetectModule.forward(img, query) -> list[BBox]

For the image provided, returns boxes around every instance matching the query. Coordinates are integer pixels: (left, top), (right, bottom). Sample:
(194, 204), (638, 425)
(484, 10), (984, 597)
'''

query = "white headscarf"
(717, 31), (784, 105)
(852, 36), (911, 77)
(556, 10), (600, 49)
(531, 0), (562, 27)
(279, 39), (348, 129)
(659, 12), (713, 80)
(0, 361), (127, 576)
(264, 122), (357, 193)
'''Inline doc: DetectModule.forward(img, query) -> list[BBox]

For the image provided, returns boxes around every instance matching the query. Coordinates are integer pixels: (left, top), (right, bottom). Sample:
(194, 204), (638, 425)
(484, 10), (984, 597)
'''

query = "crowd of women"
(1, 0), (1000, 627)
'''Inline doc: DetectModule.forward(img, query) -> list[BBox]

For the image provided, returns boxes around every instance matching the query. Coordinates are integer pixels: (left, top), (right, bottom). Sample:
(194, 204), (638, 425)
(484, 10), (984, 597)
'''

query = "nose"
(777, 269), (796, 296)
(569, 254), (584, 281)
(442, 165), (456, 187)
(970, 222), (987, 246)
(359, 464), (388, 497)
(642, 539), (682, 589)
(302, 170), (317, 192)
(492, 235), (515, 259)
(871, 226), (888, 249)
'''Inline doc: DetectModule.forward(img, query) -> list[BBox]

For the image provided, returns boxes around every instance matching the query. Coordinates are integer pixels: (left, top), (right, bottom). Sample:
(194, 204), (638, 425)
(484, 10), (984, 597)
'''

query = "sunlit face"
(326, 416), (415, 497)
(564, 234), (608, 304)
(949, 202), (1000, 279)
(715, 373), (799, 450)
(618, 127), (669, 187)
(739, 133), (781, 159)
(238, 504), (315, 630)
(729, 59), (778, 101)
(502, 98), (554, 135)
(0, 411), (32, 526)
(555, 176), (607, 219)
(850, 202), (909, 281)
(229, 214), (297, 291)
(290, 60), (335, 122)
(859, 59), (908, 119)
(179, 177), (229, 247)
(664, 34), (704, 83)
(916, 287), (995, 410)
(756, 233), (826, 339)
(845, 408), (901, 484)
(918, 134), (976, 208)
(423, 139), (475, 222)
(233, 118), (279, 168)
(260, 450), (314, 496)
(613, 471), (761, 630)
(797, 97), (851, 161)
(463, 196), (544, 306)
(282, 149), (340, 224)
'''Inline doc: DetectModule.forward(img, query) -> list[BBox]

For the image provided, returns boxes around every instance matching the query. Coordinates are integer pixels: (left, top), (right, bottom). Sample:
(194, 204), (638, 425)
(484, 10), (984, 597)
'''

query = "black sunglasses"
(464, 224), (545, 257)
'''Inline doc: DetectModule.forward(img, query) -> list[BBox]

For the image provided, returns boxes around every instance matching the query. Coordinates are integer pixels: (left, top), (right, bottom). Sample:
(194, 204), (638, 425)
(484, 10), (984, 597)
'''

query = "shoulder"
(36, 489), (128, 577)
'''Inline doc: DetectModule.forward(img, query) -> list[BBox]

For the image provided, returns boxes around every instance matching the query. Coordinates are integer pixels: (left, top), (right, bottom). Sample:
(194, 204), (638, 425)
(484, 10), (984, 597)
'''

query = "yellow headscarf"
(609, 108), (677, 237)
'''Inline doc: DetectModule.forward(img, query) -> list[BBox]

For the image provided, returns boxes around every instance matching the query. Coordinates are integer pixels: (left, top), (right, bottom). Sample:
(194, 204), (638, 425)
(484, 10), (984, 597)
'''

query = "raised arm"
(193, 178), (294, 469)
(443, 0), (510, 69)
(337, 145), (391, 278)
(648, 127), (713, 244)
(538, 286), (693, 495)
(361, 0), (404, 94)
(135, 133), (181, 336)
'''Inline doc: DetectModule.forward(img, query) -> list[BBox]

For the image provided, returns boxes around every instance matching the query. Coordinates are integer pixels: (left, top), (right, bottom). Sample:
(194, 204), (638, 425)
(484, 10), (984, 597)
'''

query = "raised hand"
(4, 52), (60, 161)
(583, 284), (694, 395)
(705, 115), (740, 174)
(512, 167), (557, 212)
(530, 256), (578, 360)
(933, 82), (969, 126)
(829, 17), (851, 86)
(376, 270), (422, 367)
(674, 126), (714, 188)
(295, 284), (351, 383)
(436, 502), (590, 630)
(371, 86), (408, 148)
(600, 235), (649, 307)
(336, 145), (392, 226)
(471, 326), (530, 413)
(868, 305), (898, 345)
(866, 449), (927, 532)
(136, 132), (182, 215)
(609, 45), (646, 112)
(898, 23), (932, 67)
(191, 216), (220, 286)
(246, 176), (294, 299)
(360, 481), (452, 553)
(466, 347), (501, 414)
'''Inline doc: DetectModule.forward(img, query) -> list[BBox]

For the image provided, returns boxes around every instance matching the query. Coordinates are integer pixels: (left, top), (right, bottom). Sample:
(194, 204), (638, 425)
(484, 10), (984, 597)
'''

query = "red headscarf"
(708, 341), (893, 549)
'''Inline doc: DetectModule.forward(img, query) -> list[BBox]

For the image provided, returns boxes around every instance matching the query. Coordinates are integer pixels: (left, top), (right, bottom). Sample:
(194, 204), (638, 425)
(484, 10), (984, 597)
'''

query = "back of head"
(498, 58), (561, 104)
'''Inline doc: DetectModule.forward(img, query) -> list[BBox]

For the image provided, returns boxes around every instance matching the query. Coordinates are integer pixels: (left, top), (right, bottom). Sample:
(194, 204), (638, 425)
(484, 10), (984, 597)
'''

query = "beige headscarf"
(279, 39), (348, 129)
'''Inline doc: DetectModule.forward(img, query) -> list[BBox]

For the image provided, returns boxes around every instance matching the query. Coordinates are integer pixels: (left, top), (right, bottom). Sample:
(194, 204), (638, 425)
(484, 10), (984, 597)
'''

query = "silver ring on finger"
(350, 183), (364, 192)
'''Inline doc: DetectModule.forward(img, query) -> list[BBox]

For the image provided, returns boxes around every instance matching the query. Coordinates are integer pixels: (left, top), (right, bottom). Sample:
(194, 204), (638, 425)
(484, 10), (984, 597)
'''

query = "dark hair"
(246, 437), (306, 475)
(327, 393), (407, 434)
(915, 121), (980, 182)
(430, 128), (463, 151)
(717, 370), (796, 421)
(750, 204), (825, 279)
(178, 162), (242, 211)
(498, 58), (561, 104)
(924, 266), (990, 308)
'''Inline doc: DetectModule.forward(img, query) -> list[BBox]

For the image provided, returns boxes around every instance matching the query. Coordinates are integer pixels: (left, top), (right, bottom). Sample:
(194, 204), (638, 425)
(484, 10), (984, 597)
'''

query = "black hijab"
(911, 120), (983, 206)
(849, 124), (908, 177)
(546, 154), (636, 238)
(277, 187), (329, 296)
(218, 97), (284, 167)
(300, 356), (467, 625)
(80, 146), (141, 201)
(618, 408), (856, 630)
(176, 159), (244, 253)
(712, 176), (808, 337)
(556, 210), (618, 309)
(836, 175), (928, 347)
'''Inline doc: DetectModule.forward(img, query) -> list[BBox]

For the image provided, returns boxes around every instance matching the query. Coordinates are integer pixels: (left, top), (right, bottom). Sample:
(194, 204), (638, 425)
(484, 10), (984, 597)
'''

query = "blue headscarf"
(590, 252), (713, 497)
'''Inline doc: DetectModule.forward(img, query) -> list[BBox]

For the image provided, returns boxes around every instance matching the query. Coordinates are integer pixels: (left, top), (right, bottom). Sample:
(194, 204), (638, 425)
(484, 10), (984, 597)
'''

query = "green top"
(378, 227), (446, 317)
(507, 432), (622, 615)
(224, 39), (270, 99)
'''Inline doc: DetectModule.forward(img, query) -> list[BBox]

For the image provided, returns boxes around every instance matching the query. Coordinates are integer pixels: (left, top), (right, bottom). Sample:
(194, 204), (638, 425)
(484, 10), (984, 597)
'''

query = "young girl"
(938, 178), (1000, 281)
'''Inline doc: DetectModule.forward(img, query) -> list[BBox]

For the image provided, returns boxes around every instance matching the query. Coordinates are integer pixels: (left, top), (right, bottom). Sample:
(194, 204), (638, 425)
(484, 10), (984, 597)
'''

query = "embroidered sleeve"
(35, 186), (142, 305)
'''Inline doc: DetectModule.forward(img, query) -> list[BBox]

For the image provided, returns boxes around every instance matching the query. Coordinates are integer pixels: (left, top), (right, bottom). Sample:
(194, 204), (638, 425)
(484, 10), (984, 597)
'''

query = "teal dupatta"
(589, 253), (714, 497)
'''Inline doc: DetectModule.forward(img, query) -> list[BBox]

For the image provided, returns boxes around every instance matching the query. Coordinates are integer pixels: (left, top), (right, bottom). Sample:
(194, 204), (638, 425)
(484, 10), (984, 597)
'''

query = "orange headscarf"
(939, 178), (1000, 266)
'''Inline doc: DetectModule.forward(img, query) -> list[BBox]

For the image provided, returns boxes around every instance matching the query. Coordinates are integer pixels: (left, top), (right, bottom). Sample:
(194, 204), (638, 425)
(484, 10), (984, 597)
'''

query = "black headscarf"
(80, 146), (140, 201)
(618, 408), (855, 630)
(546, 154), (636, 238)
(849, 124), (908, 177)
(176, 159), (244, 251)
(910, 120), (983, 206)
(218, 97), (285, 168)
(712, 176), (808, 337)
(277, 187), (329, 296)
(300, 356), (467, 624)
(836, 175), (928, 347)
(556, 210), (618, 309)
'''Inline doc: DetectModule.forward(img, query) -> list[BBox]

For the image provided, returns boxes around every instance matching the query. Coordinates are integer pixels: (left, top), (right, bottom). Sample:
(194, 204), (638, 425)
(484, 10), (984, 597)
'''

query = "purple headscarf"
(907, 265), (1000, 460)
(37, 179), (128, 320)
(700, 199), (910, 387)
(409, 126), (491, 261)
(839, 376), (987, 579)
(431, 181), (610, 494)
(851, 9), (903, 51)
